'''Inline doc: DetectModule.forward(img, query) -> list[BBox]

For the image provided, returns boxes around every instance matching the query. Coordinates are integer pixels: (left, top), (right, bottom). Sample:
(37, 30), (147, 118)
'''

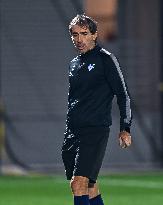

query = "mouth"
(76, 44), (85, 50)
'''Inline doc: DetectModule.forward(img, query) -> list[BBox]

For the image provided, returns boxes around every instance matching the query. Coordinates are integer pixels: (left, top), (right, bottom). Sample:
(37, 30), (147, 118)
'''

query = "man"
(62, 14), (132, 205)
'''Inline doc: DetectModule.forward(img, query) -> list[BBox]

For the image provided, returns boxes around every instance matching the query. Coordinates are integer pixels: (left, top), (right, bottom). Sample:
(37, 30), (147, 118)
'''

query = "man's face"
(71, 25), (97, 53)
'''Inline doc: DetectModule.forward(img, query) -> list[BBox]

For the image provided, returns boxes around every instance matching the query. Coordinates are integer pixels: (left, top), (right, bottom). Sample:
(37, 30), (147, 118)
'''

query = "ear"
(93, 31), (98, 41)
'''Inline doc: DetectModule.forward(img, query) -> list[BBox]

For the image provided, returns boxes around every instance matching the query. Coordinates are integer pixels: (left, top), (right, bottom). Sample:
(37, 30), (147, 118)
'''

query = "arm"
(103, 53), (132, 148)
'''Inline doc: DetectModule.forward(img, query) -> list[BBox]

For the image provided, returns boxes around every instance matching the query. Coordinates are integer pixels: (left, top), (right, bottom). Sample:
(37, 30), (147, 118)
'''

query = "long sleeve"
(103, 53), (132, 132)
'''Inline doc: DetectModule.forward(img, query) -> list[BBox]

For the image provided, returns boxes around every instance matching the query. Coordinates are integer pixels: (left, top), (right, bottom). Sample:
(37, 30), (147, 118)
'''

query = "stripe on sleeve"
(110, 53), (132, 124)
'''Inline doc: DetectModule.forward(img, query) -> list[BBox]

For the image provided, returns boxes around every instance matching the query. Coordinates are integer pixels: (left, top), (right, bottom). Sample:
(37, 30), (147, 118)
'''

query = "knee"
(70, 176), (89, 195)
(88, 182), (100, 199)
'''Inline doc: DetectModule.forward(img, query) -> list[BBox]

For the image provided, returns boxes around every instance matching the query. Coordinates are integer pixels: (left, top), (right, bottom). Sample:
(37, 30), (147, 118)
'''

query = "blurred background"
(0, 0), (162, 176)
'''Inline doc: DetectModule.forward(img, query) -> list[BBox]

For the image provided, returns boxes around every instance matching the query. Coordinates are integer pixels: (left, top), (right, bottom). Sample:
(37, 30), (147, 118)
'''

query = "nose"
(77, 34), (82, 43)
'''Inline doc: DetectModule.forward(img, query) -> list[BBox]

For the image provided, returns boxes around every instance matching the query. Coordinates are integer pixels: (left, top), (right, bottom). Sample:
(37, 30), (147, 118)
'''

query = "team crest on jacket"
(88, 64), (95, 71)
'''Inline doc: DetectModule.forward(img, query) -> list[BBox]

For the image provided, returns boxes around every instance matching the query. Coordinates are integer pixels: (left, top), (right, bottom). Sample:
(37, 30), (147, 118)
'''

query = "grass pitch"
(0, 173), (163, 205)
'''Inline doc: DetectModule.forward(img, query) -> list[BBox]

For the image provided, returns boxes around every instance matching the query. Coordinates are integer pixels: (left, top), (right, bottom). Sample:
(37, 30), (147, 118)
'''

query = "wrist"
(120, 127), (130, 133)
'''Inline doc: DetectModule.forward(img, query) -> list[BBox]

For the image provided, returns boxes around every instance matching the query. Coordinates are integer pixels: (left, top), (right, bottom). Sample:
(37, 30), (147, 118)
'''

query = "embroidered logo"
(88, 64), (95, 71)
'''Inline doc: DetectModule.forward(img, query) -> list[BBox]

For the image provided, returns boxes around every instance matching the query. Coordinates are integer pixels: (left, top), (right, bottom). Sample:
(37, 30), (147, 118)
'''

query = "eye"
(72, 33), (78, 37)
(82, 32), (88, 35)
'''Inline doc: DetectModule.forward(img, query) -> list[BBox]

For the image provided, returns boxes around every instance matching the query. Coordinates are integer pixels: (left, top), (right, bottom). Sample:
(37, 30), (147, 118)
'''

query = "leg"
(67, 128), (109, 204)
(70, 176), (90, 205)
(70, 176), (89, 196)
(88, 181), (104, 205)
(88, 182), (100, 199)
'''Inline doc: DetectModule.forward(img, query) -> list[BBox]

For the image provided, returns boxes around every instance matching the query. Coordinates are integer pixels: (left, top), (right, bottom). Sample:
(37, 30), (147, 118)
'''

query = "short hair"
(69, 14), (97, 35)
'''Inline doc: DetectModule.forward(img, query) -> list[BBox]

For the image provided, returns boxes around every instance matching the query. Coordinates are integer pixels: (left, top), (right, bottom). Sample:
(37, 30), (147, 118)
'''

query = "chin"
(80, 50), (86, 53)
(80, 49), (89, 54)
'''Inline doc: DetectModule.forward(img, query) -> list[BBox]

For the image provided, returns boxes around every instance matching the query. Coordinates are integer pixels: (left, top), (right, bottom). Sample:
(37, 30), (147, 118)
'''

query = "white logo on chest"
(88, 64), (95, 71)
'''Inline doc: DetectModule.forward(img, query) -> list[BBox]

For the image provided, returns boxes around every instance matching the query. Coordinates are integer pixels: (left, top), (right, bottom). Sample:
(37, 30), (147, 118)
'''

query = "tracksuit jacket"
(66, 44), (132, 133)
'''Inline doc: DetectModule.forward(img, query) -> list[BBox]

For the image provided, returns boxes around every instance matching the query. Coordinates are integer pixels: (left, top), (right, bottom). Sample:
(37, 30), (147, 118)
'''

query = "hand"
(119, 131), (132, 148)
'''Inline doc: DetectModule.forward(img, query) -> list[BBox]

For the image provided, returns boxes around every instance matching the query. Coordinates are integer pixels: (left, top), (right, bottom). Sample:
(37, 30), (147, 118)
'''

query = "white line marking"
(99, 179), (163, 189)
(53, 178), (163, 189)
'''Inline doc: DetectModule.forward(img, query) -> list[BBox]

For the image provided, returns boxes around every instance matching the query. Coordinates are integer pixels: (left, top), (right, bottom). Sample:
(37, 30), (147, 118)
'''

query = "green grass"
(0, 173), (163, 205)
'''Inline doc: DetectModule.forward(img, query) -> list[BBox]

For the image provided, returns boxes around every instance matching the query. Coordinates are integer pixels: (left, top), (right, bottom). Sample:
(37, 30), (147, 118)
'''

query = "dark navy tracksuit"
(62, 45), (132, 182)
